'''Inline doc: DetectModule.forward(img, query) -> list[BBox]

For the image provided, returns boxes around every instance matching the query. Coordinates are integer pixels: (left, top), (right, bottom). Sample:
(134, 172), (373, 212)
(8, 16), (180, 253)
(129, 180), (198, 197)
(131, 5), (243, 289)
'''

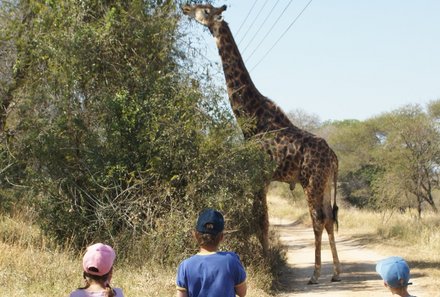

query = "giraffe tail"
(332, 164), (339, 232)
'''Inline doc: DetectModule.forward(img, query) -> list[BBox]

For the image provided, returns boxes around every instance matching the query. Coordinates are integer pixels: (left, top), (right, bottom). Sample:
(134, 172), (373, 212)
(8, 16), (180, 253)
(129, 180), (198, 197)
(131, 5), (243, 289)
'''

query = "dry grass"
(0, 213), (272, 297)
(338, 207), (440, 289)
(267, 182), (309, 224)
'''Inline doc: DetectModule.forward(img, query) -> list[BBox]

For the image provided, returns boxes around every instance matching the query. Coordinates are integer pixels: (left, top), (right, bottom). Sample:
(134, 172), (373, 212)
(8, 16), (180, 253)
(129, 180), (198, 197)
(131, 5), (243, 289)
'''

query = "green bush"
(1, 2), (284, 292)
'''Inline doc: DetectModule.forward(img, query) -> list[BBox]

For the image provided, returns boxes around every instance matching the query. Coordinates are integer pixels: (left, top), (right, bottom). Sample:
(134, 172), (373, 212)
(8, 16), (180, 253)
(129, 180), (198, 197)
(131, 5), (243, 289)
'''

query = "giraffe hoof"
(307, 277), (319, 285)
(331, 275), (341, 282)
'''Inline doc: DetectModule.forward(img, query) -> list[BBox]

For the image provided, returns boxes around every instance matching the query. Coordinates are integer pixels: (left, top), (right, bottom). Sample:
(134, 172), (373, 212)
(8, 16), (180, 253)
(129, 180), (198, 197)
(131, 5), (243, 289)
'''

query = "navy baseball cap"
(376, 256), (411, 288)
(196, 208), (224, 235)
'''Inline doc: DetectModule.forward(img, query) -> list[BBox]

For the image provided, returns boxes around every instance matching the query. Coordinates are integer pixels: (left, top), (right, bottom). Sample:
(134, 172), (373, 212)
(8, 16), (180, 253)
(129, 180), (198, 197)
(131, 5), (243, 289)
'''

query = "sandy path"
(270, 218), (434, 297)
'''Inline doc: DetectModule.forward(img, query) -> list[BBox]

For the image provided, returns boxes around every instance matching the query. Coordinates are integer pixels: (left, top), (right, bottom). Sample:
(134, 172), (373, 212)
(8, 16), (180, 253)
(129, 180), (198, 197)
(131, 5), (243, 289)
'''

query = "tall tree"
(326, 119), (382, 207)
(371, 105), (440, 215)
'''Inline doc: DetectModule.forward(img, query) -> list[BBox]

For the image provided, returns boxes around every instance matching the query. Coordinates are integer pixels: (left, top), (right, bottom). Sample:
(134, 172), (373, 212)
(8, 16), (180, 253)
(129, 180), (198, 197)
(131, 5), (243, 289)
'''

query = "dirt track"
(271, 218), (436, 297)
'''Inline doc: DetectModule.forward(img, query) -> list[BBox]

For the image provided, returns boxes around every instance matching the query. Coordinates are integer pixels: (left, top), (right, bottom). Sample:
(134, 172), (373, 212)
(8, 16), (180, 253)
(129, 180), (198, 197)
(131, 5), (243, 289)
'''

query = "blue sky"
(186, 0), (440, 121)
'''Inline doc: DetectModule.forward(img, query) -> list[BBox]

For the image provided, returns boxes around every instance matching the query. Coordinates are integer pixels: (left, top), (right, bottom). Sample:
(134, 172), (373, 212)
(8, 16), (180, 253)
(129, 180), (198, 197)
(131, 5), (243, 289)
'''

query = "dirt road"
(271, 218), (436, 297)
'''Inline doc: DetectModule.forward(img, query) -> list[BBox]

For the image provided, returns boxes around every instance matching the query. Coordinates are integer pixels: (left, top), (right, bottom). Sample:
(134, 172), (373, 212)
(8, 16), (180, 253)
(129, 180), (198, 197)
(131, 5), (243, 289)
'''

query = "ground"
(270, 217), (437, 297)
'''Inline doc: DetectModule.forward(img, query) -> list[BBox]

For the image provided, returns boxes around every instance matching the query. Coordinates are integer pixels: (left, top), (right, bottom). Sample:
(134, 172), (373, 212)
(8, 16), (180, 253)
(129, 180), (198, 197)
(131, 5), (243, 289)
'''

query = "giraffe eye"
(204, 9), (210, 15)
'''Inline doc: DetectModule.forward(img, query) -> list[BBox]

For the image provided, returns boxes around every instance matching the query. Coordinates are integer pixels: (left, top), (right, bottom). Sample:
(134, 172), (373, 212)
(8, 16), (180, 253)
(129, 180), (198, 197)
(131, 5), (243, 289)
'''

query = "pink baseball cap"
(82, 243), (116, 276)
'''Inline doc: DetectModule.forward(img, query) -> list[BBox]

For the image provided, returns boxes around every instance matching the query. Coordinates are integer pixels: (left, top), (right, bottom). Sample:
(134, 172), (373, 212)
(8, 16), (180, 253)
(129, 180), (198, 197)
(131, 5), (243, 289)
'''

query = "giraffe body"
(182, 4), (341, 284)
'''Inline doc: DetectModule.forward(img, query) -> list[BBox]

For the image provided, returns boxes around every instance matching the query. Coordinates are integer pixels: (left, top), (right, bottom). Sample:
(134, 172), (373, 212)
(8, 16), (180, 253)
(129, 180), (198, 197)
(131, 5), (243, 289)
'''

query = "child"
(376, 256), (415, 297)
(176, 208), (247, 297)
(69, 243), (124, 297)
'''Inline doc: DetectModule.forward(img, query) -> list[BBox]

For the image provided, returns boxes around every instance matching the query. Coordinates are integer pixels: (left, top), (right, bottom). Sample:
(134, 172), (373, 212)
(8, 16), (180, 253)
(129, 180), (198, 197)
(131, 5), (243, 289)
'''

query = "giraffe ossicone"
(182, 3), (341, 284)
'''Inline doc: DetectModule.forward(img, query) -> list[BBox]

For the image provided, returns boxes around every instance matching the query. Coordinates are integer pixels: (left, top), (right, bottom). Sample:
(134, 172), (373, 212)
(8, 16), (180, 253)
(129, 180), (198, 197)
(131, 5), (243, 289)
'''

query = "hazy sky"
(187, 0), (440, 121)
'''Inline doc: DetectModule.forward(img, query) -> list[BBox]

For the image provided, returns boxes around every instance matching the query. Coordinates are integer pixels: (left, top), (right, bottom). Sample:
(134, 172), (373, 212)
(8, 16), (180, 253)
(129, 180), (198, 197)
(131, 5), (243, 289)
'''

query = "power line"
(250, 0), (314, 71)
(241, 0), (282, 55)
(235, 0), (259, 37)
(237, 0), (270, 46)
(245, 0), (296, 63)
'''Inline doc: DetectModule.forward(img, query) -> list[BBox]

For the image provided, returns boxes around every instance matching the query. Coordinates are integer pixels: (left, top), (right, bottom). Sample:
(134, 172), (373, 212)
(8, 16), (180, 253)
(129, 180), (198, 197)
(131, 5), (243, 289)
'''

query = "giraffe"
(182, 4), (341, 284)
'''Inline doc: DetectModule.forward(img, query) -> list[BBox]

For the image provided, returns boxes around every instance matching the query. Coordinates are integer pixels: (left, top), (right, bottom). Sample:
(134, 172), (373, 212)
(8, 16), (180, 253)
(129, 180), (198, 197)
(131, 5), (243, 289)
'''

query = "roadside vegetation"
(1, 1), (439, 296)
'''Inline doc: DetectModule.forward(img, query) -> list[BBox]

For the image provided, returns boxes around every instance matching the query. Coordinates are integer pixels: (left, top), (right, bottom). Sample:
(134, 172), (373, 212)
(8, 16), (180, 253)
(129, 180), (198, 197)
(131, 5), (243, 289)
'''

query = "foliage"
(339, 164), (382, 208)
(327, 101), (440, 214)
(0, 0), (276, 273)
(327, 119), (377, 175)
(427, 99), (440, 120)
(370, 105), (440, 215)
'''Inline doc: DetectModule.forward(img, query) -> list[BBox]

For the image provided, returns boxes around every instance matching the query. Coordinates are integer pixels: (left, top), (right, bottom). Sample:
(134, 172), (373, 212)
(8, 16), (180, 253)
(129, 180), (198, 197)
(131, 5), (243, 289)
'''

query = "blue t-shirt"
(176, 251), (247, 297)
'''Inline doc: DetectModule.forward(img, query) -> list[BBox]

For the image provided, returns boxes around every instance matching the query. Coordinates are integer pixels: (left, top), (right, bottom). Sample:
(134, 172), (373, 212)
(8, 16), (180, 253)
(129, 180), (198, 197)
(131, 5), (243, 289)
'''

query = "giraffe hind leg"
(325, 220), (341, 282)
(308, 219), (324, 284)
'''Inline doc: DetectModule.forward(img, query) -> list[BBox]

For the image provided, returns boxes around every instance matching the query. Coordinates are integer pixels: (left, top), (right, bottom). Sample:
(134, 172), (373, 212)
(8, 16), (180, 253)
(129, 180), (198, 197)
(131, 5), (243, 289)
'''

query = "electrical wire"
(250, 0), (314, 71)
(241, 0), (282, 55)
(237, 0), (270, 46)
(245, 0), (296, 63)
(235, 0), (260, 37)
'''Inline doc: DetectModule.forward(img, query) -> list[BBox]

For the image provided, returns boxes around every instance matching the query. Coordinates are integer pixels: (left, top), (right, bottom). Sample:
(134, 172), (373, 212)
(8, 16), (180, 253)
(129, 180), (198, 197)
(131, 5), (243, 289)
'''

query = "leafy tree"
(328, 120), (378, 174)
(0, 0), (275, 269)
(325, 119), (383, 207)
(427, 99), (440, 120)
(328, 104), (440, 214)
(371, 105), (440, 216)
(0, 1), (17, 133)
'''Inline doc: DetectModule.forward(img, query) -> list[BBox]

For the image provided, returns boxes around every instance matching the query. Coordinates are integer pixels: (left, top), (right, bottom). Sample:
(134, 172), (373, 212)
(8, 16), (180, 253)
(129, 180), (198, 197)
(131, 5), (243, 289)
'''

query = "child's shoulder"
(180, 251), (242, 264)
(69, 288), (124, 297)
(69, 289), (86, 297)
(217, 251), (240, 258)
(215, 251), (243, 263)
(221, 251), (243, 257)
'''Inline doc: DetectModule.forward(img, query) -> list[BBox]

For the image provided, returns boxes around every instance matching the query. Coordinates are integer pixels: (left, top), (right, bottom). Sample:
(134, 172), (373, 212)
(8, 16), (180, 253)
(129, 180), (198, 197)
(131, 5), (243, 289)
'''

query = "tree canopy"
(325, 103), (440, 215)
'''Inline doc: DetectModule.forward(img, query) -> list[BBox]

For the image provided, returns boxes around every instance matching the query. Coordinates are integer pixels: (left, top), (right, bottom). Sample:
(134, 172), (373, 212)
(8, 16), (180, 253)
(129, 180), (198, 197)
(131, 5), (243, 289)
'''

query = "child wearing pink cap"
(69, 243), (124, 297)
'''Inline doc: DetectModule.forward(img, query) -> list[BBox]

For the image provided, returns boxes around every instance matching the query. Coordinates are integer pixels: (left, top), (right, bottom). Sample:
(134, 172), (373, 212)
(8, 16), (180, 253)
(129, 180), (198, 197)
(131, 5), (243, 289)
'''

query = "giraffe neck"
(210, 21), (294, 136)
(210, 21), (258, 104)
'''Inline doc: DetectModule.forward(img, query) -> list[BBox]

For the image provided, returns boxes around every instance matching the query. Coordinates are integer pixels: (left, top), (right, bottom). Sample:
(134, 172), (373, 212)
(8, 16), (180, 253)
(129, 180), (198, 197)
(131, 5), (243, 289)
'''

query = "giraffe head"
(181, 4), (227, 28)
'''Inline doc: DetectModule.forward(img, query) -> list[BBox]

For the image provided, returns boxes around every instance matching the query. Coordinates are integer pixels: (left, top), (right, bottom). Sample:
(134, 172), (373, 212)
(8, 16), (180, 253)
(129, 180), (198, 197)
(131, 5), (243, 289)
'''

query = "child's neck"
(85, 282), (106, 292)
(199, 245), (218, 253)
(391, 287), (411, 297)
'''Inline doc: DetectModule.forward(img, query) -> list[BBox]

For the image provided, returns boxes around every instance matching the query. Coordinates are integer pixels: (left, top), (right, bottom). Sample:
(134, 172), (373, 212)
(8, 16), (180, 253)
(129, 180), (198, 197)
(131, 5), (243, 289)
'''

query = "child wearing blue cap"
(176, 208), (247, 297)
(376, 256), (415, 297)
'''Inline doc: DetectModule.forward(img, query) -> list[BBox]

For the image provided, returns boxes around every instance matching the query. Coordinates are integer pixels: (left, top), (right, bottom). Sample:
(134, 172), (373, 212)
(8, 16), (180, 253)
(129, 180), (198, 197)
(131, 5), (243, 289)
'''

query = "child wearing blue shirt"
(176, 208), (247, 297)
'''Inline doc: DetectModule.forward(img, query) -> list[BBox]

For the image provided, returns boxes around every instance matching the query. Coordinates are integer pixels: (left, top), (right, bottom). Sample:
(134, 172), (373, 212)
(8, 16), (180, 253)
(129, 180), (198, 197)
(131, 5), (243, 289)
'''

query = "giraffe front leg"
(253, 185), (270, 255)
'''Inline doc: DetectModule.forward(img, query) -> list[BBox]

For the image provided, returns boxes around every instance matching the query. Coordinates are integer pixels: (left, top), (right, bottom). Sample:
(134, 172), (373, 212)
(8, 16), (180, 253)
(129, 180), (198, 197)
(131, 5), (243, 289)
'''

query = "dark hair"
(80, 270), (116, 297)
(194, 230), (222, 247)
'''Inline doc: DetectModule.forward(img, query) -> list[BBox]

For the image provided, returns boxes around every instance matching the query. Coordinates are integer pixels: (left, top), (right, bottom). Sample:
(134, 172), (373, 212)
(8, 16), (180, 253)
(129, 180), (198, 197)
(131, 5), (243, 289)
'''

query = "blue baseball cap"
(376, 256), (411, 288)
(196, 208), (224, 235)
